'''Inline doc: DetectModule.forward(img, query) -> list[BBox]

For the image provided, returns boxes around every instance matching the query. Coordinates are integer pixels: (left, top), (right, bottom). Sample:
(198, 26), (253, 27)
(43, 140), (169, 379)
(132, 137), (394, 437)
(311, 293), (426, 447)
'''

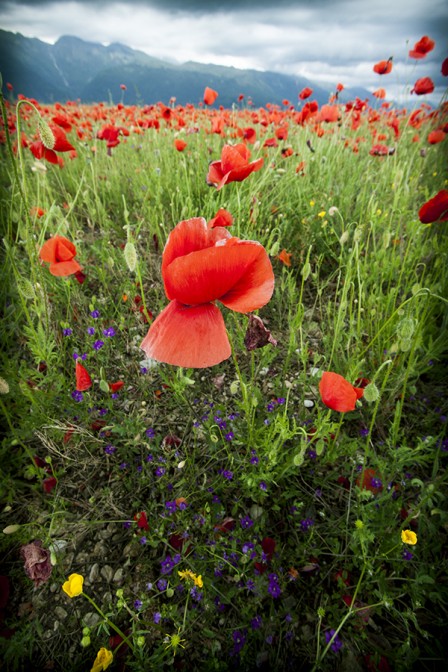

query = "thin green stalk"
(83, 592), (135, 653)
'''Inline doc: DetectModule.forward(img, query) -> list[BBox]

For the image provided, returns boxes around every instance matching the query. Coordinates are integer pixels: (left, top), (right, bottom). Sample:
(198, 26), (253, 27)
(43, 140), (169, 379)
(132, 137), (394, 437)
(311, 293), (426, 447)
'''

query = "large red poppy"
(29, 125), (75, 164)
(39, 235), (81, 276)
(141, 218), (274, 368)
(206, 143), (263, 190)
(409, 36), (435, 59)
(411, 77), (434, 95)
(418, 190), (448, 223)
(319, 372), (364, 412)
(373, 58), (393, 75)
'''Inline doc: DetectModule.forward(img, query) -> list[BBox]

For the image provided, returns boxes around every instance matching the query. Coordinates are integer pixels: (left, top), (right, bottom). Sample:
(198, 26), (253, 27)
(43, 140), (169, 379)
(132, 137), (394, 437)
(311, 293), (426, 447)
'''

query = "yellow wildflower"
(91, 647), (113, 672)
(62, 573), (84, 598)
(401, 529), (417, 545)
(178, 569), (203, 588)
(318, 211), (326, 218)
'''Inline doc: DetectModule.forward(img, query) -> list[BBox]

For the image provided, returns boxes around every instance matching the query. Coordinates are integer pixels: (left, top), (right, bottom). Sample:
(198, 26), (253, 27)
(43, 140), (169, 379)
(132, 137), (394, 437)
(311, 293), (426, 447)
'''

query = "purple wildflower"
(87, 327), (95, 335)
(300, 518), (314, 532)
(103, 327), (116, 337)
(71, 390), (83, 402)
(160, 555), (175, 575)
(134, 599), (143, 610)
(104, 445), (116, 455)
(240, 515), (254, 529)
(153, 612), (161, 624)
(268, 573), (281, 598)
(324, 629), (343, 653)
(251, 615), (262, 630)
(93, 340), (104, 351)
(165, 501), (177, 514)
(232, 630), (246, 655)
(62, 328), (72, 336)
(157, 579), (167, 592)
(90, 310), (100, 318)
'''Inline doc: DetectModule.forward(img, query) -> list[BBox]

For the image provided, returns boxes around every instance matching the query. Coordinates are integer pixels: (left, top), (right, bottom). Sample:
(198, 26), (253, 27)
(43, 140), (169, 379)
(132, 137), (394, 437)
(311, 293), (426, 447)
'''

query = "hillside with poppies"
(0, 36), (448, 672)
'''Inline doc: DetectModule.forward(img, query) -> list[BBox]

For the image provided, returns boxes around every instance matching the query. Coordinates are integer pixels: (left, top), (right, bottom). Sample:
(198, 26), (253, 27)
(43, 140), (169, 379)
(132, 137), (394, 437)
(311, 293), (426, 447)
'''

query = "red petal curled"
(141, 300), (231, 368)
(163, 238), (274, 311)
(162, 218), (230, 296)
(319, 372), (363, 413)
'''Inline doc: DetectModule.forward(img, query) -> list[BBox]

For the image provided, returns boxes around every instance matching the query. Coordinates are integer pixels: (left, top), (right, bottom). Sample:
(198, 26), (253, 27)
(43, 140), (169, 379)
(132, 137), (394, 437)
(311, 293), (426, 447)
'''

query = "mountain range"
(0, 29), (372, 107)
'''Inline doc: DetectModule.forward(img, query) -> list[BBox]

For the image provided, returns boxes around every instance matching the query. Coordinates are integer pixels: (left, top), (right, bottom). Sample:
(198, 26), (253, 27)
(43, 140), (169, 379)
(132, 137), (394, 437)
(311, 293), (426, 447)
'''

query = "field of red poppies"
(1, 41), (448, 672)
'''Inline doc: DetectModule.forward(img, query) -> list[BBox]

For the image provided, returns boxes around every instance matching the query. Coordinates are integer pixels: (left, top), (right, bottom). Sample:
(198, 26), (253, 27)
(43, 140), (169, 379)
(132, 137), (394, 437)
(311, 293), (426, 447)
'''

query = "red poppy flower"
(427, 130), (446, 145)
(373, 58), (393, 75)
(299, 87), (313, 100)
(277, 249), (292, 266)
(336, 82), (344, 92)
(319, 105), (339, 123)
(141, 217), (274, 368)
(203, 86), (218, 105)
(174, 139), (187, 151)
(372, 88), (386, 99)
(369, 144), (391, 156)
(76, 361), (92, 392)
(319, 372), (364, 412)
(109, 381), (124, 392)
(442, 58), (448, 77)
(418, 190), (448, 223)
(120, 84), (127, 90)
(30, 206), (45, 218)
(409, 35), (435, 59)
(43, 476), (57, 494)
(206, 143), (263, 190)
(134, 511), (149, 531)
(29, 125), (75, 164)
(208, 208), (233, 229)
(39, 235), (81, 276)
(411, 77), (434, 95)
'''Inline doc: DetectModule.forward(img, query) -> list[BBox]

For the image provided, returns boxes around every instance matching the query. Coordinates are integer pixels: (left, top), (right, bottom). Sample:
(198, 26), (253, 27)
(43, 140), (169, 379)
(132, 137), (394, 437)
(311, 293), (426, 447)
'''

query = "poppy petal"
(141, 300), (231, 368)
(163, 238), (274, 311)
(76, 361), (92, 391)
(162, 218), (230, 296)
(162, 218), (212, 278)
(39, 237), (59, 263)
(49, 260), (82, 276)
(419, 190), (448, 223)
(319, 372), (359, 412)
(55, 237), (77, 261)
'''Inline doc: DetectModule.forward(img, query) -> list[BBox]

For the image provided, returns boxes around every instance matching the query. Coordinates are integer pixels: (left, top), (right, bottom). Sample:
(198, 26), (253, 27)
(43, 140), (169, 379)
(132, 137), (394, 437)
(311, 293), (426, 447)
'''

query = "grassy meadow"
(0, 81), (447, 672)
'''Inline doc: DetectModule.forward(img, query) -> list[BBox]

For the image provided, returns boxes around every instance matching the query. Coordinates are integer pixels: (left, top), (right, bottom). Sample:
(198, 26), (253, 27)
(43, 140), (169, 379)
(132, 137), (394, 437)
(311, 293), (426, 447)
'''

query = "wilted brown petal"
(20, 540), (52, 587)
(244, 314), (277, 351)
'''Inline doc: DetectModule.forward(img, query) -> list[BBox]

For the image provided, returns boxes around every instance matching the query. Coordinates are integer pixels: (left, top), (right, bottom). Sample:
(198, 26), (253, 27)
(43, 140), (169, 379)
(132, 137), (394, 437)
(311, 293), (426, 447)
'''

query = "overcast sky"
(1, 0), (447, 103)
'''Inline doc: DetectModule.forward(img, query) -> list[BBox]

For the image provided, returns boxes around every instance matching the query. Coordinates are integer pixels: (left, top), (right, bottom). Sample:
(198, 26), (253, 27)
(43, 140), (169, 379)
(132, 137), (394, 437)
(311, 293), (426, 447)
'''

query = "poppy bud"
(0, 377), (10, 394)
(124, 241), (137, 272)
(363, 382), (380, 403)
(38, 118), (55, 149)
